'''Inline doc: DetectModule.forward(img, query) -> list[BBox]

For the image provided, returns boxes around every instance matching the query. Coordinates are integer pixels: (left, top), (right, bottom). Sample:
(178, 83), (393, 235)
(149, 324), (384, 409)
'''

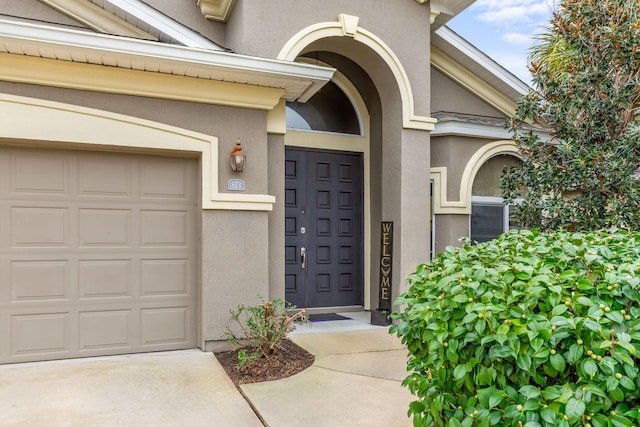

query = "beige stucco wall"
(431, 68), (506, 117)
(435, 214), (469, 253)
(267, 133), (285, 302)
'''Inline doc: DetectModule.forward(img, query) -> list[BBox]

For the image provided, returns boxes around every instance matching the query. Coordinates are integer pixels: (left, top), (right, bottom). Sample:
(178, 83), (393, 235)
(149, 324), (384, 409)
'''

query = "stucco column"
(395, 128), (431, 302)
(267, 133), (285, 301)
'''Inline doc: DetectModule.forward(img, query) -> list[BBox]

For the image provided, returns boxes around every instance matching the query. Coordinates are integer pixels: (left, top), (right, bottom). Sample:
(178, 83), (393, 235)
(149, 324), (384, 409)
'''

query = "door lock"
(300, 247), (307, 269)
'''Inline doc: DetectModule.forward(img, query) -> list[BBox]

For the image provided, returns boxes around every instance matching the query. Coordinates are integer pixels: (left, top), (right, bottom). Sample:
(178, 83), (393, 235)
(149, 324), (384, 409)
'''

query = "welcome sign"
(372, 221), (393, 325)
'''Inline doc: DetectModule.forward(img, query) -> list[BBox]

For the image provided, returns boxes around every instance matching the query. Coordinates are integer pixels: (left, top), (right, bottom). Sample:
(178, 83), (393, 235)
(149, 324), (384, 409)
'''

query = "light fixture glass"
(230, 139), (246, 173)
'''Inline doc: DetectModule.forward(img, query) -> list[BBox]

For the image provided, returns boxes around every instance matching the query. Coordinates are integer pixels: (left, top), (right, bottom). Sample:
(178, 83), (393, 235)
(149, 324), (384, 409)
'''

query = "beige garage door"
(0, 146), (198, 364)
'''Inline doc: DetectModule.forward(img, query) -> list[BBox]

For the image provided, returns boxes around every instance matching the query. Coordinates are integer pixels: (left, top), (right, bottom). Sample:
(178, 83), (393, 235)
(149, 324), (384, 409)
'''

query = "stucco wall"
(435, 214), (469, 253)
(431, 68), (505, 117)
(267, 133), (285, 302)
(201, 210), (270, 341)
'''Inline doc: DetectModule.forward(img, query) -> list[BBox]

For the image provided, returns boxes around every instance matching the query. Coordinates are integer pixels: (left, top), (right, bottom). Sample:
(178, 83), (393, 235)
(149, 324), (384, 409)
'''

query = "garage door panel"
(11, 207), (69, 247)
(11, 153), (69, 195)
(140, 306), (191, 347)
(78, 208), (132, 247)
(141, 259), (189, 296)
(78, 157), (132, 197)
(78, 259), (132, 299)
(1, 147), (197, 364)
(11, 312), (71, 358)
(79, 310), (133, 351)
(11, 260), (69, 302)
(141, 210), (190, 247)
(140, 158), (191, 199)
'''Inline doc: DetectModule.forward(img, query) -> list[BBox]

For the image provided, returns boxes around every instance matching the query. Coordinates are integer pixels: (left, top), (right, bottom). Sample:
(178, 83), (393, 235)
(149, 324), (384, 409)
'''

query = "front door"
(285, 148), (364, 308)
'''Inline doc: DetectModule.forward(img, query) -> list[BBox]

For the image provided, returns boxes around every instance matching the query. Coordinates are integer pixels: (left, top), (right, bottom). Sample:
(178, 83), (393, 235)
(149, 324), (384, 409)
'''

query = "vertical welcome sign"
(372, 221), (393, 325)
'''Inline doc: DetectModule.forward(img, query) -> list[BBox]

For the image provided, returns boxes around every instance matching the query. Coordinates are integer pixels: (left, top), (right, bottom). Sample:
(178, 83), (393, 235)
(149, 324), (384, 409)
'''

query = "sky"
(447, 0), (557, 84)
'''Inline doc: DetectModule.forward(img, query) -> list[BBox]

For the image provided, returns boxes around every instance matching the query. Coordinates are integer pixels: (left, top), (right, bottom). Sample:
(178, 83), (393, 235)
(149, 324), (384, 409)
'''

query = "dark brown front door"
(284, 148), (364, 308)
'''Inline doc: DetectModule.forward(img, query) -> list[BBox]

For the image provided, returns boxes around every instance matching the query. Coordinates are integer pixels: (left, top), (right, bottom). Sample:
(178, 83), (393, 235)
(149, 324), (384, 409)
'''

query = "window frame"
(470, 195), (523, 242)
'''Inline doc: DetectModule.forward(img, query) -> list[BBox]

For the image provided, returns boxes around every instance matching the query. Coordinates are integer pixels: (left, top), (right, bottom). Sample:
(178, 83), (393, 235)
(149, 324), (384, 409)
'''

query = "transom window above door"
(286, 80), (361, 135)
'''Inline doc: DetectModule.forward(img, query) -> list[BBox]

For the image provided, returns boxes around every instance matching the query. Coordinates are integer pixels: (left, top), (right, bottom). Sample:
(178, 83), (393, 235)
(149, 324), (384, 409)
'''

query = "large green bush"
(391, 229), (640, 427)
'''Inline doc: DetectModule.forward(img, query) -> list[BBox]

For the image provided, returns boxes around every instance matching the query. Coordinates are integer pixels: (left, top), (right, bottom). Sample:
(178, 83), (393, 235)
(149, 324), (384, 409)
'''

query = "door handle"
(300, 246), (307, 269)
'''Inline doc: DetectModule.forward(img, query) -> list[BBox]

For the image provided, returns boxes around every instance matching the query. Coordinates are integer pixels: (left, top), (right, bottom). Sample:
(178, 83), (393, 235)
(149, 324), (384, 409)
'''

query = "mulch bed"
(215, 338), (315, 385)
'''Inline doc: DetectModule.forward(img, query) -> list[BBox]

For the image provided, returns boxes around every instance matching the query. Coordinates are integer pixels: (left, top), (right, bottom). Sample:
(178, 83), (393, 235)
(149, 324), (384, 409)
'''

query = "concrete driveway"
(0, 350), (262, 427)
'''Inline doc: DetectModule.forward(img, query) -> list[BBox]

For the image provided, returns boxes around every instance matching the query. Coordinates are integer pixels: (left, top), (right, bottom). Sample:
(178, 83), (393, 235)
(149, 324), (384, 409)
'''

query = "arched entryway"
(276, 14), (434, 311)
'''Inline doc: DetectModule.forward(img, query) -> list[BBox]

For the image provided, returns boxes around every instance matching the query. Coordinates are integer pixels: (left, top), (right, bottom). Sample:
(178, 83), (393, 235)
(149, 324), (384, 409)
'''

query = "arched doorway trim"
(277, 14), (436, 131)
(431, 140), (519, 214)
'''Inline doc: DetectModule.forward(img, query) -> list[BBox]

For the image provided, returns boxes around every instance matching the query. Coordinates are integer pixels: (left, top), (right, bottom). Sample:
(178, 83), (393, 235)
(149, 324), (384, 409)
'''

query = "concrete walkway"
(0, 315), (414, 427)
(243, 328), (414, 427)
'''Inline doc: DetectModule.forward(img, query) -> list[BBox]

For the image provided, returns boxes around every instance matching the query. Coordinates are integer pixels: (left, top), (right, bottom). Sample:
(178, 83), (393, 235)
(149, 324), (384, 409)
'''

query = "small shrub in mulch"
(215, 338), (314, 385)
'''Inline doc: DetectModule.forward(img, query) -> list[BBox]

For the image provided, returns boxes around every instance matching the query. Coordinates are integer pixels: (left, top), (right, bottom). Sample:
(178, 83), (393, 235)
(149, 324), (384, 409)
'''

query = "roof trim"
(431, 45), (519, 116)
(103, 0), (224, 49)
(0, 18), (335, 104)
(435, 26), (529, 95)
(39, 0), (158, 41)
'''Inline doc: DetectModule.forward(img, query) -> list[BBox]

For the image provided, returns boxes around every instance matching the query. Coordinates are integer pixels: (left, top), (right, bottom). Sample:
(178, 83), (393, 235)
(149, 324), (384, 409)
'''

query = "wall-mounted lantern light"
(230, 138), (246, 173)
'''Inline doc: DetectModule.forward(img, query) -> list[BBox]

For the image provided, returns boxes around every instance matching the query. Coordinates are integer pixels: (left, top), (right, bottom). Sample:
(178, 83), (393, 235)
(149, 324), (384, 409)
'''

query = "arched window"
(286, 80), (361, 135)
(470, 154), (522, 243)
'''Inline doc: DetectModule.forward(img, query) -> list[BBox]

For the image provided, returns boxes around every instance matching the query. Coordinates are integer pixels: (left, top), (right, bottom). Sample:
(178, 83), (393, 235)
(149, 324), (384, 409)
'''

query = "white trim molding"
(105, 0), (224, 49)
(0, 93), (275, 211)
(39, 0), (158, 41)
(431, 140), (519, 214)
(277, 14), (437, 131)
(0, 53), (285, 111)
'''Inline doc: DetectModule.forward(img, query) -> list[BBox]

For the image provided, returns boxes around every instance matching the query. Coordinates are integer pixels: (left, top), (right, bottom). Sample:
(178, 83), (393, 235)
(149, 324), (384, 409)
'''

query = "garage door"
(0, 146), (198, 364)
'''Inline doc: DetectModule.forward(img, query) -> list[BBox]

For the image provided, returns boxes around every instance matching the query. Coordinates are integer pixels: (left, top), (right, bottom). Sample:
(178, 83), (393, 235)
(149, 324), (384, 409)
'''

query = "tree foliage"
(501, 0), (640, 231)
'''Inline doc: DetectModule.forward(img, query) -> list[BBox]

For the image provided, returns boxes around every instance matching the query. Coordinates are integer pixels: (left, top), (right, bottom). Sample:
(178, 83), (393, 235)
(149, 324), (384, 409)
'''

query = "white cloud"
(502, 32), (535, 46)
(472, 0), (554, 29)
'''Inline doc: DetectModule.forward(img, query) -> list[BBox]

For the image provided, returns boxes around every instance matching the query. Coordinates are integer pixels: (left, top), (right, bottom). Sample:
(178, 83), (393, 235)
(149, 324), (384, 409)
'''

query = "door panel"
(285, 148), (363, 308)
(284, 149), (307, 307)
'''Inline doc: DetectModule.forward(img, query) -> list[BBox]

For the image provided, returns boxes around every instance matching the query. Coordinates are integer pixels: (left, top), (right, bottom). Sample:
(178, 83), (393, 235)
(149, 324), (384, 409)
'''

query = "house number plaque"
(227, 179), (245, 191)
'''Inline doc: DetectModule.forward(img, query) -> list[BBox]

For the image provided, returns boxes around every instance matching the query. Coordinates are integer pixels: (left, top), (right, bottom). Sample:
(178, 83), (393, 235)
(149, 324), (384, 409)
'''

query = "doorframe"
(284, 68), (371, 311)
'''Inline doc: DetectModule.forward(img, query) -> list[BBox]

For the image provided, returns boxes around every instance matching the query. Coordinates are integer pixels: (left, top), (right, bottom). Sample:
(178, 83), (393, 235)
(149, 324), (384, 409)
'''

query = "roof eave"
(0, 18), (334, 102)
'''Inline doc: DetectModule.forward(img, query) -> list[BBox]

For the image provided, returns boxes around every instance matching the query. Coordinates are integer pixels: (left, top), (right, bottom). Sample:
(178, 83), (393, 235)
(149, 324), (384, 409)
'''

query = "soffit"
(423, 0), (475, 29)
(0, 18), (334, 103)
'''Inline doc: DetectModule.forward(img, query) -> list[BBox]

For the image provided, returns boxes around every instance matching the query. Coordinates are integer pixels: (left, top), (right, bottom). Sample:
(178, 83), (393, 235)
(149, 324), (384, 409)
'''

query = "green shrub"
(390, 229), (640, 427)
(226, 297), (307, 368)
